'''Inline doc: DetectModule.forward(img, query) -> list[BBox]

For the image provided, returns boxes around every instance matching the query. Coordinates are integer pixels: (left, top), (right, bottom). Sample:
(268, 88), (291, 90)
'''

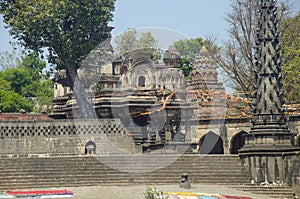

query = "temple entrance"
(199, 131), (224, 154)
(230, 131), (248, 154)
(85, 141), (96, 154)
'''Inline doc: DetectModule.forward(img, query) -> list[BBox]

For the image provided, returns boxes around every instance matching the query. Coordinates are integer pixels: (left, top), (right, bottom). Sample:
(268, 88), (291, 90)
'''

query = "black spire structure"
(239, 0), (300, 184)
(245, 0), (291, 148)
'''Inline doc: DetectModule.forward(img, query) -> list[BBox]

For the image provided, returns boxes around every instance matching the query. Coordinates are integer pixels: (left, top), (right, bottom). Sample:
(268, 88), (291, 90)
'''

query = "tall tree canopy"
(0, 0), (115, 118)
(114, 28), (161, 61)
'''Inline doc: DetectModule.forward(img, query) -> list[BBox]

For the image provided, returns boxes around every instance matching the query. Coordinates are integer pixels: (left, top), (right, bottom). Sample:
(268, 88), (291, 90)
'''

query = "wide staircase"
(0, 155), (296, 198)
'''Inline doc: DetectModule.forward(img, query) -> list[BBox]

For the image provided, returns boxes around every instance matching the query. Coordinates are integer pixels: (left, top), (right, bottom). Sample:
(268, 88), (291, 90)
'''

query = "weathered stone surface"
(0, 119), (136, 156)
(239, 0), (300, 187)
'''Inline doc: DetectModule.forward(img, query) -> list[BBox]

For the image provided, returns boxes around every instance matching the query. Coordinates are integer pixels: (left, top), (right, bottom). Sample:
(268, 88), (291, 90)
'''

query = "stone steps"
(0, 155), (251, 191)
(230, 185), (296, 199)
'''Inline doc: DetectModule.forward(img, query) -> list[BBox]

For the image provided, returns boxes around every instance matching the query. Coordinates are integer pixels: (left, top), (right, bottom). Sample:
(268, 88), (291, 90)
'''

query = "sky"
(110, 0), (234, 49)
(1, 0), (299, 53)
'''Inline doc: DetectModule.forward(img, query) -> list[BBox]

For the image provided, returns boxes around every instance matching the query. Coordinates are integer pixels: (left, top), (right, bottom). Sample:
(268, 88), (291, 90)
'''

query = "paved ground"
(65, 184), (273, 199)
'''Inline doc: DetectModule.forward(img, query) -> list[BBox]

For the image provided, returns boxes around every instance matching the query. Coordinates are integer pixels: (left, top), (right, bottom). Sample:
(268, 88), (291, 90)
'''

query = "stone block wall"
(284, 153), (300, 187)
(0, 119), (136, 156)
(241, 152), (300, 188)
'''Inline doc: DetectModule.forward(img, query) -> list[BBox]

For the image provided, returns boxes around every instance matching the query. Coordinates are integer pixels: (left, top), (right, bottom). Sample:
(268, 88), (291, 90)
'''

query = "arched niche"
(199, 131), (224, 154)
(229, 131), (248, 154)
(85, 141), (96, 155)
(138, 76), (146, 87)
(131, 63), (154, 88)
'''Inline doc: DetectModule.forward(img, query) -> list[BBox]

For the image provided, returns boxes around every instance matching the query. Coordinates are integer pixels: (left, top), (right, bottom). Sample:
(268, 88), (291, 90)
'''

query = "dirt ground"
(63, 184), (273, 199)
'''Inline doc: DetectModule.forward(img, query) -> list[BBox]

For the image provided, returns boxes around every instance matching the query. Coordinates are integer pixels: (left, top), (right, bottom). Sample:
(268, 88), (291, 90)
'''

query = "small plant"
(145, 187), (168, 199)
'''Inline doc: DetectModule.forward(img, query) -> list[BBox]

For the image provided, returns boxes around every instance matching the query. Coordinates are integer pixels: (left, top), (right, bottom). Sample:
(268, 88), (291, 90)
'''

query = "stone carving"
(244, 0), (290, 142)
(239, 0), (300, 186)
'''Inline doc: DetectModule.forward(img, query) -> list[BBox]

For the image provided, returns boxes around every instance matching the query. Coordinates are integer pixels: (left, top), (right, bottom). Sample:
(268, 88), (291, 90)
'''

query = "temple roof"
(125, 49), (152, 67)
(199, 46), (209, 57)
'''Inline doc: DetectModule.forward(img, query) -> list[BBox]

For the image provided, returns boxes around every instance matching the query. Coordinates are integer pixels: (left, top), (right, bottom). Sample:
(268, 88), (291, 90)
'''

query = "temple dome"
(163, 45), (181, 61)
(125, 49), (152, 67)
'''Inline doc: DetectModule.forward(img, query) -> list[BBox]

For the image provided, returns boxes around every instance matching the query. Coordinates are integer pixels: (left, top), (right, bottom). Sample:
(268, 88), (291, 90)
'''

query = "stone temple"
(0, 0), (299, 196)
(50, 39), (228, 150)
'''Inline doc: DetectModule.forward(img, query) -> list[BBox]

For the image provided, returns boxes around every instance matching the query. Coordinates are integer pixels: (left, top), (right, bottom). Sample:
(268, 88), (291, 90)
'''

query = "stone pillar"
(239, 0), (300, 186)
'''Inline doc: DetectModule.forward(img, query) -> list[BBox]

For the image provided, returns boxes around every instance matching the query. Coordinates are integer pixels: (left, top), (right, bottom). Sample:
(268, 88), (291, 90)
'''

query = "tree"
(32, 79), (54, 113)
(173, 38), (204, 62)
(114, 28), (138, 56)
(0, 0), (115, 118)
(173, 37), (220, 79)
(0, 53), (53, 113)
(114, 28), (161, 61)
(281, 12), (300, 102)
(19, 53), (54, 112)
(0, 79), (33, 112)
(215, 0), (291, 93)
(0, 67), (33, 97)
(177, 57), (194, 80)
(0, 50), (21, 70)
(0, 53), (48, 98)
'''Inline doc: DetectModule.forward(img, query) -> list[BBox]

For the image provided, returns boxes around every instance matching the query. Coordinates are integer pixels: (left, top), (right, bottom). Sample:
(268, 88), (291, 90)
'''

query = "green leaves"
(0, 53), (53, 113)
(173, 38), (204, 63)
(177, 57), (194, 80)
(281, 12), (300, 102)
(0, 0), (115, 75)
(0, 89), (33, 113)
(172, 37), (220, 80)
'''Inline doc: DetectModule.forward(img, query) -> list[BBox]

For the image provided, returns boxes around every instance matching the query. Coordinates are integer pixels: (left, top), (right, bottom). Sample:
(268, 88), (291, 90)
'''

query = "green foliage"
(138, 32), (162, 61)
(0, 0), (115, 117)
(0, 67), (33, 98)
(0, 0), (115, 86)
(33, 79), (54, 112)
(115, 28), (138, 55)
(173, 38), (204, 62)
(177, 57), (194, 80)
(281, 12), (300, 102)
(114, 28), (162, 61)
(173, 37), (220, 79)
(144, 187), (168, 199)
(0, 79), (33, 112)
(0, 53), (53, 113)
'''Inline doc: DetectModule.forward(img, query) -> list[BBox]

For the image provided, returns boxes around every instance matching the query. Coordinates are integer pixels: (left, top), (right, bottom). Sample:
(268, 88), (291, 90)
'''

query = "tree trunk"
(66, 65), (97, 119)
